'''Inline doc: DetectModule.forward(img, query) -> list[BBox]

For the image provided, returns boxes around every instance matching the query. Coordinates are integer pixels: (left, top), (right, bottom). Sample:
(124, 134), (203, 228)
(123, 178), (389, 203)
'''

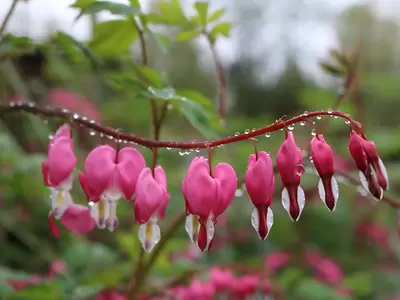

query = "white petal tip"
(139, 221), (161, 253)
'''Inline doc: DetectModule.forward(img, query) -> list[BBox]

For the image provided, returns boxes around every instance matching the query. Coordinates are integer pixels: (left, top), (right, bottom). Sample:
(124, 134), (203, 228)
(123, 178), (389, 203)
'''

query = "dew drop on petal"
(49, 134), (54, 140)
(296, 164), (305, 176)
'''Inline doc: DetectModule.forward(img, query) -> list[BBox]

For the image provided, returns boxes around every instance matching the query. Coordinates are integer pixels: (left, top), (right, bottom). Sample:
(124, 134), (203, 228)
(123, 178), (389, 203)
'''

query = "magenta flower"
(264, 251), (290, 271)
(182, 157), (237, 251)
(186, 279), (215, 300)
(231, 274), (260, 297)
(245, 151), (275, 239)
(348, 130), (388, 199)
(315, 258), (343, 285)
(311, 135), (339, 211)
(41, 124), (77, 219)
(276, 131), (305, 221)
(79, 146), (145, 232)
(134, 166), (170, 252)
(209, 267), (234, 292)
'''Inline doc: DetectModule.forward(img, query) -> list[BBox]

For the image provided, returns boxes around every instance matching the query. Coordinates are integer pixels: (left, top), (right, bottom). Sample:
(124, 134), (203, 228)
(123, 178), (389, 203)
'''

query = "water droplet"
(166, 147), (171, 150)
(300, 121), (306, 126)
(235, 189), (244, 197)
(108, 136), (114, 140)
(288, 125), (295, 131)
(345, 120), (350, 125)
(44, 119), (48, 124)
(311, 129), (317, 136)
(327, 109), (333, 114)
(61, 108), (69, 113)
(184, 150), (190, 155)
(195, 148), (200, 153)
(167, 104), (173, 110)
(100, 133), (104, 138)
(90, 120), (96, 124)
(303, 110), (309, 115)
(252, 128), (256, 132)
(244, 129), (250, 134)
(48, 134), (54, 140)
(334, 116), (339, 119)
(309, 156), (314, 163)
(265, 133), (271, 138)
(9, 102), (15, 107)
(81, 116), (88, 121)
(88, 201), (95, 207)
(28, 102), (35, 107)
(217, 144), (223, 148)
(316, 116), (322, 120)
(73, 113), (79, 119)
(179, 150), (185, 156)
(234, 132), (240, 136)
(89, 131), (96, 136)
(296, 164), (305, 176)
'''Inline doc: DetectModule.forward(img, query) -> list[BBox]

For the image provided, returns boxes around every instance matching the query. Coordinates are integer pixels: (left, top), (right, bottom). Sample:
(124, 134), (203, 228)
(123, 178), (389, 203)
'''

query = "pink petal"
(311, 135), (335, 177)
(41, 161), (51, 187)
(116, 147), (146, 200)
(134, 168), (165, 224)
(182, 158), (217, 219)
(153, 166), (170, 219)
(48, 137), (77, 187)
(84, 146), (117, 198)
(213, 162), (237, 218)
(245, 151), (275, 207)
(60, 204), (95, 234)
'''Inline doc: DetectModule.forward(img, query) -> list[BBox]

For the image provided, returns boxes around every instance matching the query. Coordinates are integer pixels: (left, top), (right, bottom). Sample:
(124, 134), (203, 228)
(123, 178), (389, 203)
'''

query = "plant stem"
(0, 0), (18, 37)
(128, 213), (186, 299)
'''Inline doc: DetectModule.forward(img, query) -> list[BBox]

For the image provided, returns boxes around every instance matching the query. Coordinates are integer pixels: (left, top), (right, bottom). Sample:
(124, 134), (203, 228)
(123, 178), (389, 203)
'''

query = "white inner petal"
(378, 158), (389, 190)
(51, 189), (73, 219)
(317, 177), (339, 211)
(266, 207), (274, 236)
(297, 186), (305, 221)
(185, 214), (200, 244)
(91, 197), (110, 229)
(57, 172), (74, 192)
(251, 207), (259, 234)
(139, 216), (161, 253)
(106, 201), (118, 232)
(358, 171), (370, 195)
(251, 207), (274, 240)
(281, 188), (290, 215)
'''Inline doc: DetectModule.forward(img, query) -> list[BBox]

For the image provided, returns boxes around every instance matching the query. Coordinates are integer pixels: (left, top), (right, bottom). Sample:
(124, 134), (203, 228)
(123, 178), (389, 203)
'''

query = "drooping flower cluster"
(41, 124), (388, 252)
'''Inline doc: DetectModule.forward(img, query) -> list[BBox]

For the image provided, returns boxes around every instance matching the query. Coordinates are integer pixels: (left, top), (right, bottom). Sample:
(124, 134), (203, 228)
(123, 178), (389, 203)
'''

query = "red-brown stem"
(1, 104), (364, 150)
(206, 35), (227, 122)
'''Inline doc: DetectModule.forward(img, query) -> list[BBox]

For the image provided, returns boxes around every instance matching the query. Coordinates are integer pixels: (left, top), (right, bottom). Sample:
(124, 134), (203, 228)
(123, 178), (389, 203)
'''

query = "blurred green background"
(0, 0), (400, 299)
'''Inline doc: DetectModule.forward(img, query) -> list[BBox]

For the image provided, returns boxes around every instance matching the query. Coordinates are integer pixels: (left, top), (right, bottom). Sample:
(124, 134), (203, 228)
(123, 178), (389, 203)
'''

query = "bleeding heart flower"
(209, 267), (234, 292)
(134, 166), (170, 252)
(276, 131), (305, 221)
(311, 135), (339, 211)
(79, 146), (145, 232)
(245, 151), (275, 239)
(348, 130), (388, 200)
(182, 157), (237, 251)
(42, 124), (77, 220)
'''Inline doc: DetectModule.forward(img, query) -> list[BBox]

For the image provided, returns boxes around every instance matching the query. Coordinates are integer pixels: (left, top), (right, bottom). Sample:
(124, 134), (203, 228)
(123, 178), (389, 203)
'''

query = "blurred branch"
(206, 34), (227, 123)
(0, 0), (19, 37)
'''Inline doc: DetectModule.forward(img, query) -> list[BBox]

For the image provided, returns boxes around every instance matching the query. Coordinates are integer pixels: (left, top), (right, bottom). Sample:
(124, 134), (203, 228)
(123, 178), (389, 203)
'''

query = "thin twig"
(0, 0), (19, 37)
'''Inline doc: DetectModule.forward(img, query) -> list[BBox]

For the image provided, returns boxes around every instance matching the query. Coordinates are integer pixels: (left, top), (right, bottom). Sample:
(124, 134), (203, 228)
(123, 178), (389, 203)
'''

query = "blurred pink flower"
(96, 290), (127, 300)
(48, 260), (65, 278)
(315, 258), (344, 285)
(209, 267), (234, 292)
(264, 251), (290, 271)
(186, 279), (215, 300)
(231, 274), (260, 297)
(356, 222), (389, 249)
(8, 275), (41, 291)
(46, 88), (102, 122)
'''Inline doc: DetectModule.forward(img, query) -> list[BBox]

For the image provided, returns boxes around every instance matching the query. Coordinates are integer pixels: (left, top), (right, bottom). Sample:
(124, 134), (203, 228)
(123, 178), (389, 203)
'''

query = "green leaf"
(208, 8), (225, 23)
(153, 0), (187, 25)
(90, 20), (138, 56)
(174, 100), (219, 139)
(81, 264), (130, 286)
(71, 285), (104, 300)
(319, 62), (345, 76)
(75, 1), (140, 20)
(194, 1), (209, 26)
(176, 29), (201, 42)
(209, 22), (232, 44)
(0, 280), (13, 299)
(297, 279), (345, 300)
(150, 32), (171, 53)
(135, 65), (163, 88)
(129, 0), (140, 9)
(344, 272), (372, 297)
(71, 0), (96, 9)
(175, 89), (212, 107)
(117, 232), (139, 259)
(9, 282), (62, 300)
